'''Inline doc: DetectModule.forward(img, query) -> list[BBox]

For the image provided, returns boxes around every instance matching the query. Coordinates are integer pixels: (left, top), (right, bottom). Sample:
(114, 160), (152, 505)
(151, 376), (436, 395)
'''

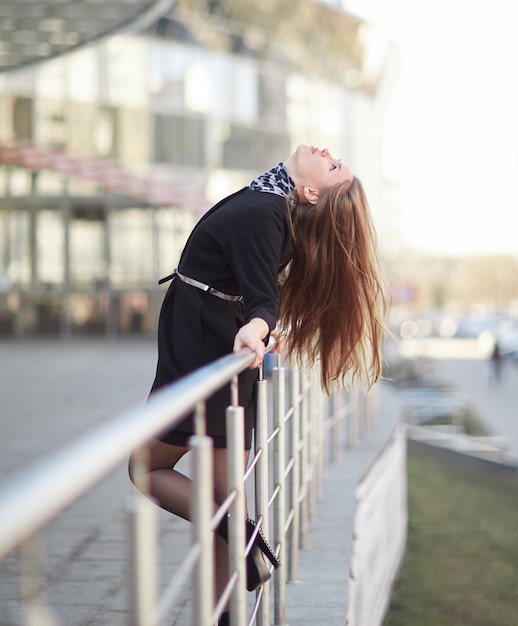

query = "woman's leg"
(129, 439), (250, 522)
(129, 438), (193, 519)
(129, 438), (251, 617)
(212, 447), (251, 605)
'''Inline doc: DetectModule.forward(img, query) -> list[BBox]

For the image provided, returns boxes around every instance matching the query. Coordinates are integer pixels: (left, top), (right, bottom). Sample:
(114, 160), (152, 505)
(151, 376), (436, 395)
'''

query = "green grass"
(384, 448), (518, 626)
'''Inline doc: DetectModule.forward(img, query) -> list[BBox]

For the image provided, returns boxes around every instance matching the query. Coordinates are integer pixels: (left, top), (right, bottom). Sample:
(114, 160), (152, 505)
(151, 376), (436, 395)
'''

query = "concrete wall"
(284, 384), (407, 626)
(346, 419), (407, 626)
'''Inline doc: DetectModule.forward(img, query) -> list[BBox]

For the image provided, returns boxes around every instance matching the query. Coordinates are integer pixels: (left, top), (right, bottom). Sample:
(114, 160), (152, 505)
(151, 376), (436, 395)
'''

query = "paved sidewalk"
(398, 338), (518, 457)
(3, 338), (516, 626)
(430, 356), (518, 458)
(0, 338), (403, 626)
(0, 339), (199, 625)
(0, 338), (158, 479)
(0, 338), (168, 626)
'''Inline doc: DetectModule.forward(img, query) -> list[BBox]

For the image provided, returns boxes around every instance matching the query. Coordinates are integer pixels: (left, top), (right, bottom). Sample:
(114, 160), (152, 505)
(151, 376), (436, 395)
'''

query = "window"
(153, 114), (205, 166)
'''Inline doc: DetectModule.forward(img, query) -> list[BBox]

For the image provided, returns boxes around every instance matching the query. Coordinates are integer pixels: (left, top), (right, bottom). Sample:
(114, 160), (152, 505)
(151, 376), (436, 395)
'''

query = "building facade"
(0, 0), (394, 336)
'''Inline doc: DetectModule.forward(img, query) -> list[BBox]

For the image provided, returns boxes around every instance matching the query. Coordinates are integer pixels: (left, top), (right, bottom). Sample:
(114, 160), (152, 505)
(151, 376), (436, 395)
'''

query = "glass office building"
(0, 0), (393, 336)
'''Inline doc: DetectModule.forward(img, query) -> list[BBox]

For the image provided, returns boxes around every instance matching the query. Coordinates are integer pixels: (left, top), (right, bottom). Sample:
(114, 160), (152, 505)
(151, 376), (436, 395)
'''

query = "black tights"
(129, 438), (250, 610)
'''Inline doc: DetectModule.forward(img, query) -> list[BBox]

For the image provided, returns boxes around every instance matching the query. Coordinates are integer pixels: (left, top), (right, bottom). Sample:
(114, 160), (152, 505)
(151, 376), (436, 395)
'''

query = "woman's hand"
(233, 318), (269, 369)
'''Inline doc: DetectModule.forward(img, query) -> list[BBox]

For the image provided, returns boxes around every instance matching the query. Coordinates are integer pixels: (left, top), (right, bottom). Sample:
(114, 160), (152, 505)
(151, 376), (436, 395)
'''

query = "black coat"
(151, 187), (292, 447)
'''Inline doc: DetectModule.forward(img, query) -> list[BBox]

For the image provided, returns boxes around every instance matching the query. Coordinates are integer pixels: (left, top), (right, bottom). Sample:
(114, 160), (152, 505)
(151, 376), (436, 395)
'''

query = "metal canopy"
(0, 0), (175, 72)
(0, 0), (387, 94)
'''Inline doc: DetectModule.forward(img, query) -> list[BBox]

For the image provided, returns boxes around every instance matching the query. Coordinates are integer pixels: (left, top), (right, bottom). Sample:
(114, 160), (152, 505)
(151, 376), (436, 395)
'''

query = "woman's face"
(285, 145), (353, 195)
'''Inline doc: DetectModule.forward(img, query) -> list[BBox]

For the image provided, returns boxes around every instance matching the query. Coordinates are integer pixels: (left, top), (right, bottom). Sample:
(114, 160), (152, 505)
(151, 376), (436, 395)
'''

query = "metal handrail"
(0, 346), (255, 559)
(0, 340), (362, 625)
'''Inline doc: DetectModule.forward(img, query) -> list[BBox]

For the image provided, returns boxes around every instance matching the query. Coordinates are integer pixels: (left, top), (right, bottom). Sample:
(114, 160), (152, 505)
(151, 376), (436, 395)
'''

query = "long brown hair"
(279, 177), (389, 393)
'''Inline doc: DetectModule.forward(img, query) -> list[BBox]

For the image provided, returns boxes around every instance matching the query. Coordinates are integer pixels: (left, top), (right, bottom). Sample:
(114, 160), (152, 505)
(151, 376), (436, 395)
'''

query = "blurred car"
(454, 315), (501, 339)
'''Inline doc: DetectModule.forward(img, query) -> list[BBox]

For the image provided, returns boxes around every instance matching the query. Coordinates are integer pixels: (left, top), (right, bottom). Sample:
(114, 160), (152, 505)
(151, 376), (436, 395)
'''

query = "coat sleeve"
(223, 197), (287, 332)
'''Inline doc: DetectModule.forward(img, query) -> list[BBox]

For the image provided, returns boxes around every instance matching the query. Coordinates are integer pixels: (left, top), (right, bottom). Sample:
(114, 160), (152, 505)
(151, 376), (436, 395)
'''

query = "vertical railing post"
(299, 371), (310, 550)
(255, 368), (271, 626)
(331, 390), (343, 462)
(227, 375), (247, 626)
(288, 369), (300, 584)
(128, 447), (159, 626)
(361, 388), (369, 433)
(191, 434), (215, 626)
(273, 362), (287, 626)
(315, 374), (325, 503)
(19, 535), (59, 626)
(365, 383), (379, 430)
(348, 388), (360, 447)
(308, 369), (318, 521)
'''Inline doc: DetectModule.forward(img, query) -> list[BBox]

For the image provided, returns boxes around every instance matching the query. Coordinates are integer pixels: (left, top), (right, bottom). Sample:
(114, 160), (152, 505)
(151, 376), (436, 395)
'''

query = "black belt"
(158, 269), (243, 303)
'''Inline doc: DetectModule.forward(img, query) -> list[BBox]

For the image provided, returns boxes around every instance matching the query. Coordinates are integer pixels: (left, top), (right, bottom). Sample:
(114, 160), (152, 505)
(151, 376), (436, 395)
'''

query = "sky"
(347, 0), (518, 256)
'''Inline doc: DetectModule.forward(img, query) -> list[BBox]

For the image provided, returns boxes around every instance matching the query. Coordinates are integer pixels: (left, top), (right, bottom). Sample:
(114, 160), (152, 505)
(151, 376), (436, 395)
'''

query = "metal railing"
(0, 342), (365, 626)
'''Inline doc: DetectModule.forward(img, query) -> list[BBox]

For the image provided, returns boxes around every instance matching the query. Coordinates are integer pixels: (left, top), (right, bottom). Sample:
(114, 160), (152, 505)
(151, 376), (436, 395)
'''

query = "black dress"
(150, 187), (292, 449)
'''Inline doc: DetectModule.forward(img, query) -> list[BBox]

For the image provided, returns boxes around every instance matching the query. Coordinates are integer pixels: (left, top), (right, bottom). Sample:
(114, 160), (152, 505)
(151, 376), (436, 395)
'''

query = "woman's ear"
(303, 186), (319, 204)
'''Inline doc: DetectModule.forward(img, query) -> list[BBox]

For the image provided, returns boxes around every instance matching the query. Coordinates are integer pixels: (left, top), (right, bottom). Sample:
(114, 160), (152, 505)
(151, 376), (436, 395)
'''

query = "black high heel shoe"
(216, 516), (281, 591)
(245, 517), (281, 590)
(216, 611), (230, 626)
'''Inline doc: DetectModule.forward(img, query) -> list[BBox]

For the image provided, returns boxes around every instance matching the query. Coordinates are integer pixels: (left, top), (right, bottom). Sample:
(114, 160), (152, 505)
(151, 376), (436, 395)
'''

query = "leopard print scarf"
(249, 162), (295, 197)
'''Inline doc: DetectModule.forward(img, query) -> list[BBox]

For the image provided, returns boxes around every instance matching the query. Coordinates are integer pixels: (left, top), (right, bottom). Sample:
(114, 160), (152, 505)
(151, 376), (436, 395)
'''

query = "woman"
(130, 145), (388, 626)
